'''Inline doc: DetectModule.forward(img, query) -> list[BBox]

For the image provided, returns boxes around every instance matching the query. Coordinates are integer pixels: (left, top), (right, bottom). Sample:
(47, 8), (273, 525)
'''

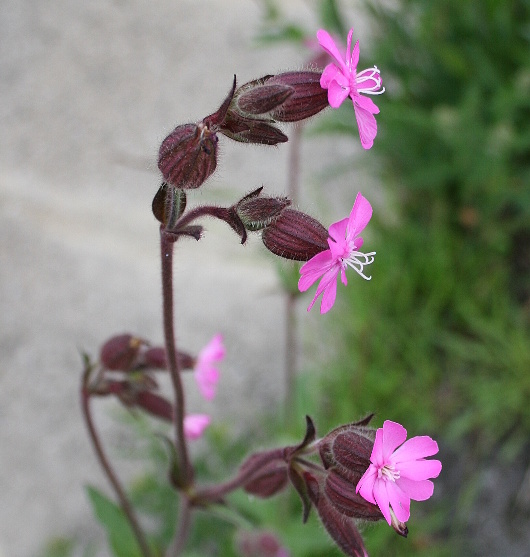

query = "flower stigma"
(341, 250), (376, 280)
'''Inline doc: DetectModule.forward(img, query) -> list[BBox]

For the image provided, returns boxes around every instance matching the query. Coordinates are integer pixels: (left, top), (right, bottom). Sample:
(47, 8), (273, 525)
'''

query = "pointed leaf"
(85, 486), (143, 557)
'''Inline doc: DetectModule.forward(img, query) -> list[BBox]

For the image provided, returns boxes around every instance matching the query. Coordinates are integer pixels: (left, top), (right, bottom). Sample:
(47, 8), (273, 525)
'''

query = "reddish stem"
(193, 448), (285, 504)
(81, 385), (152, 557)
(160, 228), (192, 485)
(173, 204), (230, 230)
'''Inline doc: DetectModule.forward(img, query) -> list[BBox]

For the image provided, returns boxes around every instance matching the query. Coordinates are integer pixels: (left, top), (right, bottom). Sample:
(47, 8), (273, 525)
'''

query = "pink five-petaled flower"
(356, 420), (442, 528)
(183, 414), (211, 441)
(317, 28), (384, 149)
(298, 192), (376, 314)
(194, 333), (225, 401)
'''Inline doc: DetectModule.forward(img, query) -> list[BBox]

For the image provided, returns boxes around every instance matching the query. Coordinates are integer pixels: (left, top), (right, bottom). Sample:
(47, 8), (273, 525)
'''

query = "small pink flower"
(356, 420), (442, 527)
(183, 413), (211, 440)
(298, 192), (375, 314)
(194, 333), (225, 401)
(317, 28), (384, 149)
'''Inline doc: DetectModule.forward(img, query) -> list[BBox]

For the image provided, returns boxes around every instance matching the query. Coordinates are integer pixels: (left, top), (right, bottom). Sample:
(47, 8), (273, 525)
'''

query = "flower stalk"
(81, 370), (153, 557)
(160, 228), (192, 487)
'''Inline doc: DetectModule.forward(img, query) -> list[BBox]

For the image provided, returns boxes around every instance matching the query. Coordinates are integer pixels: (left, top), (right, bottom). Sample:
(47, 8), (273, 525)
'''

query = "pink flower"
(317, 28), (384, 149)
(183, 413), (211, 440)
(298, 192), (375, 314)
(356, 421), (442, 527)
(194, 334), (225, 401)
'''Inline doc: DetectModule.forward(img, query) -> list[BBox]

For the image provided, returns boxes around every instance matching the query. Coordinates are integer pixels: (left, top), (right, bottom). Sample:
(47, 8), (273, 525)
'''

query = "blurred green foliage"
(320, 0), (530, 456)
(260, 0), (530, 554)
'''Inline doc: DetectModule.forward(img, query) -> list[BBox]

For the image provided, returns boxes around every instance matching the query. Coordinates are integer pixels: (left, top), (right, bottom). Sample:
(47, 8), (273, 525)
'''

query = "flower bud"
(268, 72), (328, 122)
(99, 334), (144, 371)
(158, 122), (218, 189)
(236, 78), (295, 116)
(236, 530), (290, 557)
(261, 209), (328, 261)
(135, 390), (173, 422)
(312, 491), (368, 557)
(318, 422), (375, 479)
(141, 346), (194, 371)
(239, 450), (289, 498)
(220, 111), (288, 145)
(243, 460), (289, 498)
(235, 187), (290, 231)
(324, 470), (382, 521)
(152, 183), (187, 228)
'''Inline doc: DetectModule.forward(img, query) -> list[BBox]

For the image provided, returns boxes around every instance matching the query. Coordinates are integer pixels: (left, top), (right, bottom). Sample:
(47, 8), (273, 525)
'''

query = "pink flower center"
(378, 463), (400, 482)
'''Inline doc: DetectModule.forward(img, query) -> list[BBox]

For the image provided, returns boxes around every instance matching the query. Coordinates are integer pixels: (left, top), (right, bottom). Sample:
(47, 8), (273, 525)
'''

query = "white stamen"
(379, 464), (400, 482)
(342, 251), (376, 280)
(357, 66), (385, 95)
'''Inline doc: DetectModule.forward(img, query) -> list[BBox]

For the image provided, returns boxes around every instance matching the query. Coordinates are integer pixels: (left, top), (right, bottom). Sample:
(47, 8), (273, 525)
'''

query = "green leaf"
(85, 486), (144, 557)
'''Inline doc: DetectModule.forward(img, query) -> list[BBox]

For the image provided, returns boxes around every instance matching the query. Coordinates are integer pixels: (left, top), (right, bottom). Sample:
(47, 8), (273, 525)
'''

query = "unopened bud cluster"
(85, 334), (196, 423)
(215, 416), (406, 557)
(157, 71), (327, 191)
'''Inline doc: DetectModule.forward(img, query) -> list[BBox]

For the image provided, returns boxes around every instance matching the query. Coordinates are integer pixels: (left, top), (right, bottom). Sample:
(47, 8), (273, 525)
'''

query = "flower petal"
(194, 334), (224, 401)
(313, 266), (340, 313)
(354, 103), (378, 150)
(320, 63), (340, 88)
(347, 193), (373, 239)
(356, 464), (378, 504)
(392, 435), (439, 463)
(317, 29), (347, 72)
(398, 458), (442, 481)
(328, 80), (350, 108)
(195, 365), (219, 401)
(355, 93), (380, 114)
(305, 264), (339, 311)
(396, 477), (435, 501)
(350, 39), (360, 70)
(198, 333), (225, 363)
(328, 217), (349, 244)
(370, 427), (385, 467)
(386, 481), (411, 523)
(382, 421), (407, 462)
(299, 249), (334, 291)
(184, 414), (211, 440)
(373, 479), (392, 525)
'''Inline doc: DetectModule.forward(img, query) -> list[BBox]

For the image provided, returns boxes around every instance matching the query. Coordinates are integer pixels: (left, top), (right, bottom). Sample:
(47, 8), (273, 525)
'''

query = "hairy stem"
(160, 228), (192, 485)
(81, 386), (152, 557)
(173, 204), (230, 230)
(193, 448), (285, 503)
